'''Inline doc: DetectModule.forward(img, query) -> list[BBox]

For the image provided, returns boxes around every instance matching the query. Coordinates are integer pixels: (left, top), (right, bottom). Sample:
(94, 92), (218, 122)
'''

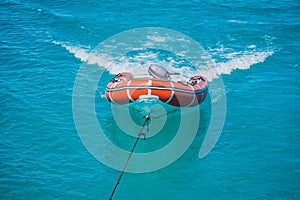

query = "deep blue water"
(1, 0), (299, 199)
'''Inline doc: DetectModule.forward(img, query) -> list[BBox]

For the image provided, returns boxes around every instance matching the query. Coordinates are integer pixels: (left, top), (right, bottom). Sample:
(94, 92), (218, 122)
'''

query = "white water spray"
(53, 40), (273, 82)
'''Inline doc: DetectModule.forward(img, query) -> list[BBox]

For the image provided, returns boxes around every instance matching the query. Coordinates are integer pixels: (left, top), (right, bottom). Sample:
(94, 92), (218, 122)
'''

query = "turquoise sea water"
(1, 0), (299, 199)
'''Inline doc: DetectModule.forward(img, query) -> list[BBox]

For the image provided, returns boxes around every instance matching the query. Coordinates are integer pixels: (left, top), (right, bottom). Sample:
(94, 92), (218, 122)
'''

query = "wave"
(53, 40), (274, 82)
(200, 50), (274, 81)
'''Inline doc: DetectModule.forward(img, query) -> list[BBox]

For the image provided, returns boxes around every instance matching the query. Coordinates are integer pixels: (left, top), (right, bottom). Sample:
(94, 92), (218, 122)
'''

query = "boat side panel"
(128, 80), (149, 100)
(106, 81), (130, 104)
(105, 76), (209, 107)
(151, 80), (173, 102)
(168, 82), (195, 107)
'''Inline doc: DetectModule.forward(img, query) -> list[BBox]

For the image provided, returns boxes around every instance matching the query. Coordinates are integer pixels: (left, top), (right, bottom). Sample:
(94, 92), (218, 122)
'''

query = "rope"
(108, 114), (151, 200)
(130, 107), (178, 120)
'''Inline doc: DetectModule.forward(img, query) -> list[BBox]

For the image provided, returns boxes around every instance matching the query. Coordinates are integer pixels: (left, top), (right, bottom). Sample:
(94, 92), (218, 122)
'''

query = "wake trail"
(53, 40), (274, 82)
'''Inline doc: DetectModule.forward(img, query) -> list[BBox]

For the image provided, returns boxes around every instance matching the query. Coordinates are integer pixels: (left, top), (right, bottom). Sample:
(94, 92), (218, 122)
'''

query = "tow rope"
(108, 114), (151, 200)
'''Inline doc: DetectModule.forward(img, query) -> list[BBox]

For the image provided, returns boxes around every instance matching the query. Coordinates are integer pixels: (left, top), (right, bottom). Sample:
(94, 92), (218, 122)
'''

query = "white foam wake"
(53, 40), (274, 82)
(201, 50), (274, 81)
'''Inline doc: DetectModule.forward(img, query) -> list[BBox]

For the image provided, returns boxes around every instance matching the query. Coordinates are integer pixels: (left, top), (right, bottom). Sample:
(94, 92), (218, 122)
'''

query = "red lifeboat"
(105, 64), (208, 107)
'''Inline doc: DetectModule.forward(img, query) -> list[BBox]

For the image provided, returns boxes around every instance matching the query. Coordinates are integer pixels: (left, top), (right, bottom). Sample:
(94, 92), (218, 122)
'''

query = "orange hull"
(106, 72), (208, 107)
